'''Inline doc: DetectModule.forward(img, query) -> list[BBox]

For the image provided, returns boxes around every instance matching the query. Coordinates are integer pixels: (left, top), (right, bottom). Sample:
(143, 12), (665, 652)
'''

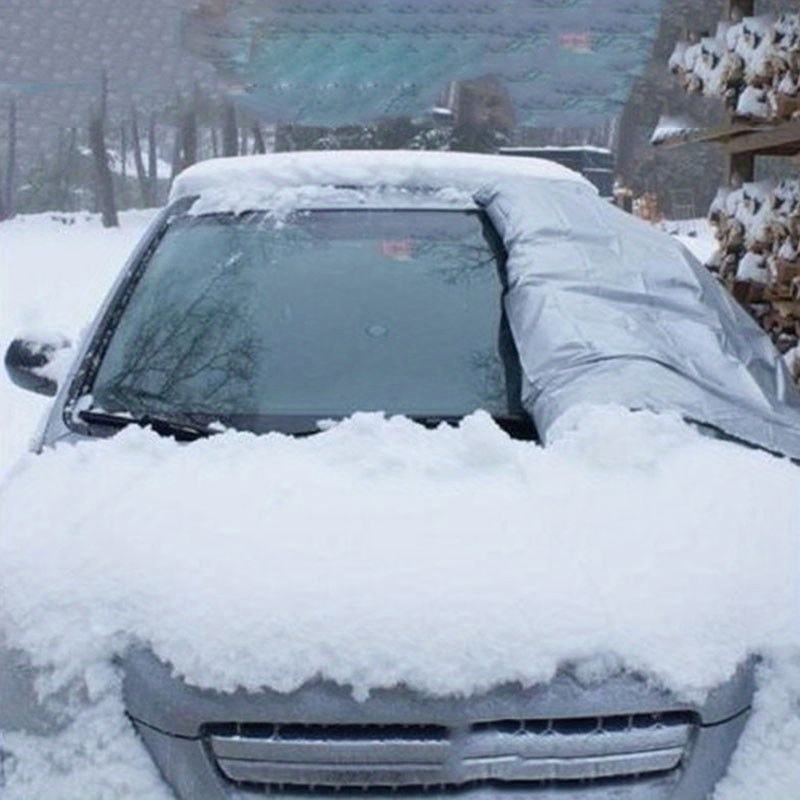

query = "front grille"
(206, 712), (696, 791)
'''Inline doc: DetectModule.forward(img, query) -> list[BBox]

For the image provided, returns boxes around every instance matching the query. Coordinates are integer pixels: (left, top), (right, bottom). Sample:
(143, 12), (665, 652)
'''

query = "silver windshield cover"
(476, 182), (800, 459)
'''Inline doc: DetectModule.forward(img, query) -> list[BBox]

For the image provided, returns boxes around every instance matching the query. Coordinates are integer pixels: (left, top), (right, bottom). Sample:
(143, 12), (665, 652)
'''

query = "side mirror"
(4, 334), (72, 397)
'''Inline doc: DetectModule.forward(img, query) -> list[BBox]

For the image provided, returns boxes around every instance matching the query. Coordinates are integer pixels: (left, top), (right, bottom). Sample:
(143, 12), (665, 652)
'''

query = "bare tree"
(147, 114), (158, 203)
(88, 72), (119, 227)
(222, 99), (238, 156)
(251, 123), (267, 154)
(3, 98), (17, 218)
(170, 123), (181, 182)
(131, 108), (152, 206)
(0, 165), (6, 221)
(179, 100), (198, 171)
(120, 123), (127, 182)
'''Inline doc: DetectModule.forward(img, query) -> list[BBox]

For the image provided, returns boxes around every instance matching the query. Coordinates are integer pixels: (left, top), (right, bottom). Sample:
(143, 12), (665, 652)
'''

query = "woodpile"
(633, 192), (663, 223)
(669, 12), (800, 121)
(669, 8), (800, 386)
(708, 177), (800, 384)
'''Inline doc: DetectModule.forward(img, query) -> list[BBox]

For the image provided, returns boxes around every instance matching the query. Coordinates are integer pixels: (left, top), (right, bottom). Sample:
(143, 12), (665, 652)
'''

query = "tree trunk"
(0, 166), (6, 221)
(251, 123), (266, 154)
(89, 73), (118, 228)
(148, 114), (158, 204)
(120, 123), (127, 182)
(66, 127), (77, 211)
(170, 123), (182, 183)
(4, 98), (17, 218)
(222, 100), (238, 156)
(180, 105), (198, 171)
(131, 109), (151, 206)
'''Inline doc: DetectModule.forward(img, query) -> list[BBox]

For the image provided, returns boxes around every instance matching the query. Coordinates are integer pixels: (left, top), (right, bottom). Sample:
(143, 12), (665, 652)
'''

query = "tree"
(222, 100), (238, 156)
(131, 108), (152, 207)
(0, 165), (6, 221)
(88, 72), (119, 227)
(147, 114), (158, 204)
(3, 98), (17, 219)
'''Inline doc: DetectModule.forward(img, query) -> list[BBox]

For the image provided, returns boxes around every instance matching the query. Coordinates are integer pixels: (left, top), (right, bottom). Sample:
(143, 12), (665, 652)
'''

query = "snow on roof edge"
(169, 150), (595, 207)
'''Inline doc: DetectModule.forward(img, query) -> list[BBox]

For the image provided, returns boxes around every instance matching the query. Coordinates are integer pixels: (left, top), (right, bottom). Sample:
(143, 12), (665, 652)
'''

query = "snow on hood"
(169, 150), (594, 215)
(1, 407), (798, 705)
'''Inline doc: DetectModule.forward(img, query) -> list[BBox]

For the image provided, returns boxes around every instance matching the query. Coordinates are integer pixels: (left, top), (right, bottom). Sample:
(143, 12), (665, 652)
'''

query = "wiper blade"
(408, 414), (538, 440)
(78, 409), (220, 441)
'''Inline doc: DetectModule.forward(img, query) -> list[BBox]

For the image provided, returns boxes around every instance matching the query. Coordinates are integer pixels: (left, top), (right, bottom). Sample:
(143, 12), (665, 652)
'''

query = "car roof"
(168, 150), (595, 213)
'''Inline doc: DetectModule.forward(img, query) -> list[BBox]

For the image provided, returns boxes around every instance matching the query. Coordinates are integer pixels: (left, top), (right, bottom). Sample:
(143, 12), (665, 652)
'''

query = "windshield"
(86, 208), (525, 433)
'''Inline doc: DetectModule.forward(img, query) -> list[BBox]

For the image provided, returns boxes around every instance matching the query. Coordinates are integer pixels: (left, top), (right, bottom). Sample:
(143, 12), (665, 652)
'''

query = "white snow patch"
(1, 407), (798, 701)
(0, 211), (157, 475)
(170, 150), (594, 214)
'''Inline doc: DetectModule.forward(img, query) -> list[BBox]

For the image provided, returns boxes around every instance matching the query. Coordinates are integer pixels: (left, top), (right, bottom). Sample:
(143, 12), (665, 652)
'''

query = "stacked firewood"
(669, 11), (800, 384)
(708, 177), (800, 383)
(669, 12), (800, 121)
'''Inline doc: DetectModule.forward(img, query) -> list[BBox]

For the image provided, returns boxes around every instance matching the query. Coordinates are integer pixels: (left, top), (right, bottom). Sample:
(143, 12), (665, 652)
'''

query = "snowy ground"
(0, 210), (157, 475)
(0, 212), (798, 799)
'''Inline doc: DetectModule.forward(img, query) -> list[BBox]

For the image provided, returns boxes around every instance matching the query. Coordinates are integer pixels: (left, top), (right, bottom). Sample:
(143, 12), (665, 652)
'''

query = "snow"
(736, 85), (770, 119)
(170, 150), (594, 214)
(671, 12), (800, 122)
(0, 210), (799, 799)
(499, 145), (612, 154)
(661, 217), (720, 265)
(650, 114), (699, 145)
(0, 211), (157, 474)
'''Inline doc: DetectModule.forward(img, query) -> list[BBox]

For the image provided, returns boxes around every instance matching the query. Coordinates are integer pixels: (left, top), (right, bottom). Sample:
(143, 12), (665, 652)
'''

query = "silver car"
(5, 150), (799, 799)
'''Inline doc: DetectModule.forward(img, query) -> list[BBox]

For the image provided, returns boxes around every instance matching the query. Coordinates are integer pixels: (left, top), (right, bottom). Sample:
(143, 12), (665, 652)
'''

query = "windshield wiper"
(78, 409), (220, 441)
(409, 414), (538, 440)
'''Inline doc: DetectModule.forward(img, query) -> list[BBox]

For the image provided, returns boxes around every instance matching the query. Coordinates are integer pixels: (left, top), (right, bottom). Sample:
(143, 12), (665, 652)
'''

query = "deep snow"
(0, 211), (798, 800)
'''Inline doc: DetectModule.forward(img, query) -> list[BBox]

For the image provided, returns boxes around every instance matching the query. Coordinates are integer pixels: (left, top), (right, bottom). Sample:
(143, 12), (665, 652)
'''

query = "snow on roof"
(169, 150), (594, 212)
(650, 114), (701, 146)
(499, 145), (613, 154)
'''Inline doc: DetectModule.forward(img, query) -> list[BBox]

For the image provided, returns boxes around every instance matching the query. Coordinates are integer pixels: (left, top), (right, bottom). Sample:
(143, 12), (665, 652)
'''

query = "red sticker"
(381, 239), (412, 260)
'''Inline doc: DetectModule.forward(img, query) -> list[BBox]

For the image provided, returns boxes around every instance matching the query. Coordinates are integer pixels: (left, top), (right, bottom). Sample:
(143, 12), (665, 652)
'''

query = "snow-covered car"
(3, 151), (800, 800)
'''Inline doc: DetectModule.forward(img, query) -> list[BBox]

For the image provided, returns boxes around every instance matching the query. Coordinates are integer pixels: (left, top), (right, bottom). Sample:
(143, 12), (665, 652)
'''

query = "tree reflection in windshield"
(90, 209), (525, 428)
(94, 229), (258, 418)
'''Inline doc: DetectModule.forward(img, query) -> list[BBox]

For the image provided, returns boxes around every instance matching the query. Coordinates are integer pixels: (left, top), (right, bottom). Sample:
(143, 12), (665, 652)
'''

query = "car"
(4, 150), (800, 800)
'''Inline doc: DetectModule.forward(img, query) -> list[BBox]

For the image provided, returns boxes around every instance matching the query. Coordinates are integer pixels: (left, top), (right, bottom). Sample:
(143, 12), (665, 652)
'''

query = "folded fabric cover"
(476, 182), (800, 459)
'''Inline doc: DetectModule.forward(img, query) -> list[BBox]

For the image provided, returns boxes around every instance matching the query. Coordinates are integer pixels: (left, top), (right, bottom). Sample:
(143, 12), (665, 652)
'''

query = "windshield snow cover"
(475, 183), (800, 460)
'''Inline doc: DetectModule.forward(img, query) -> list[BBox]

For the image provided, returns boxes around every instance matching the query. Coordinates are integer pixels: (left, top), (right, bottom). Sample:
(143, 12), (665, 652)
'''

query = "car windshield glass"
(88, 209), (525, 433)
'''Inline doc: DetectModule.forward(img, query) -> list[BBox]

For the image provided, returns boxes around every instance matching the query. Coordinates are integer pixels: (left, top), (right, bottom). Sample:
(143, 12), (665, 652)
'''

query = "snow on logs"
(708, 177), (800, 382)
(669, 12), (800, 120)
(670, 11), (800, 384)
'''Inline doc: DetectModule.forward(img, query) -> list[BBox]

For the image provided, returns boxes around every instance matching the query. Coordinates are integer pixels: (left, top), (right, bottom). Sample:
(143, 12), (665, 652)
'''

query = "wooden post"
(727, 0), (754, 21)
(726, 150), (754, 186)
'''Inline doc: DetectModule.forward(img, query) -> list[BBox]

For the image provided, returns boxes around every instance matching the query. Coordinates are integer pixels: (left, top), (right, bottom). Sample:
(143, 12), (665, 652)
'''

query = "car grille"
(205, 712), (696, 791)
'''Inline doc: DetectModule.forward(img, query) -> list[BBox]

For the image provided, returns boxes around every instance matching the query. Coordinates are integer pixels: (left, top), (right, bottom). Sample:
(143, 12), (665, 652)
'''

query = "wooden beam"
(724, 121), (800, 156)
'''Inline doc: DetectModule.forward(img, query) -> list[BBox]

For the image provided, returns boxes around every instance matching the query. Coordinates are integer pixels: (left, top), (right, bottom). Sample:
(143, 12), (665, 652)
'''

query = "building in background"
(499, 145), (615, 197)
